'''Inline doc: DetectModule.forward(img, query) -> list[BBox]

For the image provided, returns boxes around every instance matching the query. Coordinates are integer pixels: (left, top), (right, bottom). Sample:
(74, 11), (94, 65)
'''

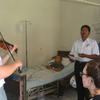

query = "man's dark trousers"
(74, 60), (90, 100)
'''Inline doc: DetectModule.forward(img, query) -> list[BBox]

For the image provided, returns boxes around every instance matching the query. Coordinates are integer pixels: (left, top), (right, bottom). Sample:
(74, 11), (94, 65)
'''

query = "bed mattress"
(26, 62), (74, 91)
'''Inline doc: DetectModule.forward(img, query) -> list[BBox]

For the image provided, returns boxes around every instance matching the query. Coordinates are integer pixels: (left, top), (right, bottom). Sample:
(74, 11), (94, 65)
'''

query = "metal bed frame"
(4, 51), (73, 100)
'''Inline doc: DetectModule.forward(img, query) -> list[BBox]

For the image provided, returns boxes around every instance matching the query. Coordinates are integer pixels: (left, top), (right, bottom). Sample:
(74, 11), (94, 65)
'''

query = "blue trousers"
(0, 86), (7, 100)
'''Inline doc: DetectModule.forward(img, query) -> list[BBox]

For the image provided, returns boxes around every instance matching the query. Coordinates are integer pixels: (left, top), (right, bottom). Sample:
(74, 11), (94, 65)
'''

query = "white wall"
(0, 0), (100, 68)
(0, 0), (61, 68)
(60, 0), (100, 51)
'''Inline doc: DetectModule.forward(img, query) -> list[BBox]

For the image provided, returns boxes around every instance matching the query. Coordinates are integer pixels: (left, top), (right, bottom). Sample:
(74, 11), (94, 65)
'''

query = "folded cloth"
(9, 66), (28, 80)
(9, 75), (19, 80)
(15, 66), (27, 73)
(21, 66), (28, 72)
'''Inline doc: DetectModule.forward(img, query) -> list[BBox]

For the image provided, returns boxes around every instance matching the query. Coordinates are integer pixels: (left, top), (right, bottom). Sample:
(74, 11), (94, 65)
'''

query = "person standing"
(69, 25), (100, 100)
(0, 43), (22, 100)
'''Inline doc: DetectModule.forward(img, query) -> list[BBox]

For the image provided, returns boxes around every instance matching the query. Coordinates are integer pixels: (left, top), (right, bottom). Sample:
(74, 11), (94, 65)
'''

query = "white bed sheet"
(29, 66), (57, 81)
(22, 58), (71, 81)
(26, 62), (74, 91)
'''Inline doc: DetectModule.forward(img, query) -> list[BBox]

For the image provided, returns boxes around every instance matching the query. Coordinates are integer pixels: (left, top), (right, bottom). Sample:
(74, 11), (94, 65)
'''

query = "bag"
(70, 75), (76, 88)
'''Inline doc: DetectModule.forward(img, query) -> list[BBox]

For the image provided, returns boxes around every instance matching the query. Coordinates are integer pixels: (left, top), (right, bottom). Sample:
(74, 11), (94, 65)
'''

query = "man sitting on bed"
(46, 56), (64, 72)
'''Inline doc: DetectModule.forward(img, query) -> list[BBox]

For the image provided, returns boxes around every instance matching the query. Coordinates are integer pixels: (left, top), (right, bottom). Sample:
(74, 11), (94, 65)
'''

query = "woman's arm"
(2, 44), (17, 65)
(0, 60), (22, 79)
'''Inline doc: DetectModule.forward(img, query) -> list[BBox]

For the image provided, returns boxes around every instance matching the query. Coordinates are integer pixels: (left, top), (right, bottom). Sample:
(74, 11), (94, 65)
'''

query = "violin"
(0, 32), (22, 73)
(0, 39), (18, 53)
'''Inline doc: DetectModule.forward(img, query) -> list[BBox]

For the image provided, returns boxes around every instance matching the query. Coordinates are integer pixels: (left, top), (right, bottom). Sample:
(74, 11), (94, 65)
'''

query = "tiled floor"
(7, 87), (77, 100)
(45, 88), (77, 100)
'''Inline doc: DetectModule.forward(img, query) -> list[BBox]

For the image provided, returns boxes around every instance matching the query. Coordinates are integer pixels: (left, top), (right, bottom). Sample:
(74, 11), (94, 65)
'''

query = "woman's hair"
(86, 60), (100, 89)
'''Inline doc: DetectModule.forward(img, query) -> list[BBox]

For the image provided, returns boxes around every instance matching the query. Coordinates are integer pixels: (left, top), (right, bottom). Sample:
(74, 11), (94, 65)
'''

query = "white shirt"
(70, 38), (99, 62)
(0, 57), (5, 88)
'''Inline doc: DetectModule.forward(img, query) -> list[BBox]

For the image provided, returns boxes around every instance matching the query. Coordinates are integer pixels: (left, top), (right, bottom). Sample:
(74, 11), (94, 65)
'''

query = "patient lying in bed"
(46, 56), (64, 72)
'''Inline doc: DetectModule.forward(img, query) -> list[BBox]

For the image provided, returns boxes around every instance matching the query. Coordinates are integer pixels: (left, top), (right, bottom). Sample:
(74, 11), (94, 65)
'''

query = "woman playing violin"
(0, 43), (22, 100)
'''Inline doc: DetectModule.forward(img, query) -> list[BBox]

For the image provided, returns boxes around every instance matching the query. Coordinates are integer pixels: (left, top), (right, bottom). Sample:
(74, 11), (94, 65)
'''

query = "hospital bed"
(4, 51), (74, 100)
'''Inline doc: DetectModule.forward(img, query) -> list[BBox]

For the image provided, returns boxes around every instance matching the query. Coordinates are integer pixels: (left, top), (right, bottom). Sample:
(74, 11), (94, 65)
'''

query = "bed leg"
(23, 75), (26, 100)
(57, 81), (59, 94)
(18, 75), (26, 100)
(19, 81), (22, 100)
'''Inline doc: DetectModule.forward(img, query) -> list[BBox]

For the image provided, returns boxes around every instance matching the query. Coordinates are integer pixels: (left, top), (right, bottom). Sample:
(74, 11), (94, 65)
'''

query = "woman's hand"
(10, 43), (18, 54)
(15, 60), (22, 70)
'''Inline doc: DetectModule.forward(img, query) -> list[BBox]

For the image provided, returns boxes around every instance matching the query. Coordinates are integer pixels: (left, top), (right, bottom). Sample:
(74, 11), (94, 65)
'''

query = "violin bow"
(0, 32), (22, 73)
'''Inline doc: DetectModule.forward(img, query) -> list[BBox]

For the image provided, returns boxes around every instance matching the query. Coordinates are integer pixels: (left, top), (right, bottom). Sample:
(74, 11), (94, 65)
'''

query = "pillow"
(48, 59), (54, 63)
(62, 58), (71, 66)
(47, 57), (71, 67)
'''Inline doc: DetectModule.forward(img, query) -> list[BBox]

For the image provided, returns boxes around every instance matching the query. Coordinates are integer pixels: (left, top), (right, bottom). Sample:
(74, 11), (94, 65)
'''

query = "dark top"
(49, 62), (64, 69)
(93, 95), (100, 100)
